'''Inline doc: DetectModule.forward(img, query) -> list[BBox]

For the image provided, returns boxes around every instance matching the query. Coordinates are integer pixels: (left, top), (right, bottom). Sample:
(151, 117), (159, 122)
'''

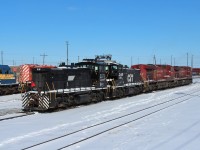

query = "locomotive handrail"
(52, 82), (56, 100)
(46, 82), (51, 101)
(19, 82), (25, 93)
(111, 79), (116, 90)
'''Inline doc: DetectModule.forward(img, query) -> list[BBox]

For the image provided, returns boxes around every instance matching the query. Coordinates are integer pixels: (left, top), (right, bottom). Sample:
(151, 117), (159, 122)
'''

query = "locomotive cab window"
(112, 65), (118, 70)
(105, 66), (109, 71)
(111, 65), (118, 73)
(95, 66), (98, 71)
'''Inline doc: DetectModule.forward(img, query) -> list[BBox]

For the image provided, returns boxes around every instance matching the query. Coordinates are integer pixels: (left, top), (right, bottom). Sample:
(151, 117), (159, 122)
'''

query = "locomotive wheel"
(68, 95), (75, 106)
(90, 92), (98, 102)
(115, 89), (123, 98)
(96, 92), (104, 102)
(118, 88), (124, 98)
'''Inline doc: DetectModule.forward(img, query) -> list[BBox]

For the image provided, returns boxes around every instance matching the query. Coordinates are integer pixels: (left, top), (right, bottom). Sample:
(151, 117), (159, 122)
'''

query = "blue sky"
(0, 0), (200, 67)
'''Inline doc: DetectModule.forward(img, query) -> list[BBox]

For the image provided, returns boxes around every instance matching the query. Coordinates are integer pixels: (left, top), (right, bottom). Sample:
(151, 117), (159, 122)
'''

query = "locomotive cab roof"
(76, 54), (123, 68)
(0, 65), (13, 74)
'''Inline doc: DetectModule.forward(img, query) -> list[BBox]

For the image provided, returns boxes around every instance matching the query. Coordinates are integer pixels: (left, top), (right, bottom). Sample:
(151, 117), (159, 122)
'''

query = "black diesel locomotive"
(22, 55), (141, 111)
(22, 55), (192, 111)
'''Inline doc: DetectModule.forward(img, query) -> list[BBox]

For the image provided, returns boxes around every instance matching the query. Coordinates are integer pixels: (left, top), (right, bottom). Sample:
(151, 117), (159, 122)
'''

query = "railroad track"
(22, 90), (200, 150)
(0, 112), (35, 122)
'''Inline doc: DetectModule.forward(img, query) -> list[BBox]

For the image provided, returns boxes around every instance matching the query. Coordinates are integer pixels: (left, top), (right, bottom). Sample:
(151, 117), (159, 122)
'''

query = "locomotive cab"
(0, 65), (16, 84)
(75, 55), (124, 88)
(95, 55), (124, 87)
(75, 59), (107, 87)
(105, 63), (122, 80)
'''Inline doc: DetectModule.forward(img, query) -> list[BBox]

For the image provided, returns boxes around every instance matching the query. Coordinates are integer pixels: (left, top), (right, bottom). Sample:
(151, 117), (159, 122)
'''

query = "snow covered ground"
(0, 78), (200, 150)
(0, 94), (22, 116)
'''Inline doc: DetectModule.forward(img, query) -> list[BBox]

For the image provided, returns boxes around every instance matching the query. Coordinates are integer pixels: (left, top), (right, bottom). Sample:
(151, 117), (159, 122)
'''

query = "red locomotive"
(192, 68), (200, 76)
(131, 64), (192, 91)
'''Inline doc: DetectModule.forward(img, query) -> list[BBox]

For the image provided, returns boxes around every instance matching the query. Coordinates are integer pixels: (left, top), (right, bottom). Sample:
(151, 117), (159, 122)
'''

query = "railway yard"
(0, 77), (199, 150)
(1, 1), (200, 149)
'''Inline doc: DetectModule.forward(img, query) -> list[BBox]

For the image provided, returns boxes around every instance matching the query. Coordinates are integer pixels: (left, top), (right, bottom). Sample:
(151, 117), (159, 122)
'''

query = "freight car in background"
(192, 68), (200, 76)
(22, 55), (192, 111)
(131, 64), (192, 91)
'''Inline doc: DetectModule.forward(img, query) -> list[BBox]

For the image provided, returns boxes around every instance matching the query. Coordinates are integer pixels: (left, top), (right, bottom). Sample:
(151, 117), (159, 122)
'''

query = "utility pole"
(1, 51), (3, 65)
(40, 53), (48, 65)
(171, 55), (172, 66)
(187, 52), (188, 67)
(33, 57), (35, 64)
(191, 55), (193, 69)
(66, 41), (69, 66)
(153, 55), (156, 65)
(174, 58), (176, 66)
(131, 56), (132, 66)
